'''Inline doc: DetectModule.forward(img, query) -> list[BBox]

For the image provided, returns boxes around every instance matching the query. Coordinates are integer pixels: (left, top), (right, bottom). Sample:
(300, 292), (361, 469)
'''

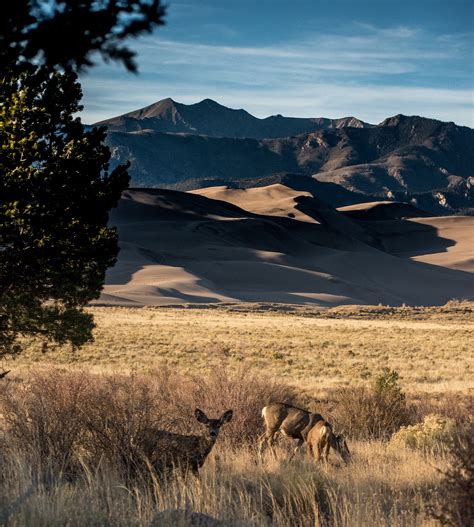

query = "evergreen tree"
(1, 1), (166, 357)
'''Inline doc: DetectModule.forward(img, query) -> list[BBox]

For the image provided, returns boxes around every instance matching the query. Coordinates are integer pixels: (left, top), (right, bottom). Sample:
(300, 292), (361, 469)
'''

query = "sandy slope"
(370, 215), (474, 273)
(99, 187), (474, 307)
(191, 184), (317, 223)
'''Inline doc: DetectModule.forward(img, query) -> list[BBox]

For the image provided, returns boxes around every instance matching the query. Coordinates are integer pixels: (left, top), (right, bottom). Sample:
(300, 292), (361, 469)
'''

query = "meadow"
(1, 302), (472, 526)
(7, 302), (474, 393)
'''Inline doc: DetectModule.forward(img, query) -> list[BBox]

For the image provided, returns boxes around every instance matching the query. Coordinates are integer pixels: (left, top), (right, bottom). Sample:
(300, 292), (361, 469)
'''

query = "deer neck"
(195, 435), (217, 463)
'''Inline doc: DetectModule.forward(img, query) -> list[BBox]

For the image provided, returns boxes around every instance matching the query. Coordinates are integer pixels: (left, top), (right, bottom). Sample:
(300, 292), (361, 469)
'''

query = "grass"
(5, 302), (474, 393)
(1, 303), (472, 525)
(1, 437), (445, 526)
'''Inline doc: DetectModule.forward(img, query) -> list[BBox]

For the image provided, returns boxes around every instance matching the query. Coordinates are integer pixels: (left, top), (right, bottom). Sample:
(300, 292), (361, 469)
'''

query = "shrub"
(427, 422), (474, 526)
(391, 414), (456, 453)
(0, 370), (91, 475)
(331, 369), (414, 440)
(183, 365), (298, 445)
(0, 367), (296, 480)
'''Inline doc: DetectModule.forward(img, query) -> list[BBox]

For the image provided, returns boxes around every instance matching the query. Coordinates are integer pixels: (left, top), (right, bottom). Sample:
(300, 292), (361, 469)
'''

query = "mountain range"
(96, 98), (474, 215)
(97, 97), (371, 138)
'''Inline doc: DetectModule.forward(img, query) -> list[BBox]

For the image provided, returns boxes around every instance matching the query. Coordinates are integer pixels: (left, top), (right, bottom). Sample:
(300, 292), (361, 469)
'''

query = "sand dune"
(191, 184), (317, 223)
(337, 201), (428, 220)
(369, 215), (474, 272)
(99, 187), (474, 307)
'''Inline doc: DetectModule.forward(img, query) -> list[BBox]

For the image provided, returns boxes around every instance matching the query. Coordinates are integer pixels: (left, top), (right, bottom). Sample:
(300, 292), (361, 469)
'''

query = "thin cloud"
(79, 23), (473, 126)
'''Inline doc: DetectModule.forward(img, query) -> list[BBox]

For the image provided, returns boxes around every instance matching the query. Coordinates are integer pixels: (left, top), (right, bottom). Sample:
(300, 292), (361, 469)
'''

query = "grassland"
(1, 302), (472, 526)
(6, 302), (474, 393)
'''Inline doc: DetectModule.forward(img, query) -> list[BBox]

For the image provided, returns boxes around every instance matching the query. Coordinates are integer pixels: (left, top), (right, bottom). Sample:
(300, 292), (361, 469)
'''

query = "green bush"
(331, 369), (414, 440)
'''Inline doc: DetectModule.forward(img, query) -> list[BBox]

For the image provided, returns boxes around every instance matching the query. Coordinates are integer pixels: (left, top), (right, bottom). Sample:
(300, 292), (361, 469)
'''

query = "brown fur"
(306, 420), (351, 464)
(147, 409), (233, 476)
(259, 403), (324, 454)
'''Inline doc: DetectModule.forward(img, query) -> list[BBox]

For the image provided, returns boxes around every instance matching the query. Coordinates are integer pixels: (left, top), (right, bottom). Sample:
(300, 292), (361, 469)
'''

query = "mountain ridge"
(99, 98), (473, 215)
(96, 97), (372, 139)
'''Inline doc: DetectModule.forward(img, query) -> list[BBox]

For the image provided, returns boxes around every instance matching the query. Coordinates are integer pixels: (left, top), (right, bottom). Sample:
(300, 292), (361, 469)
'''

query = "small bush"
(427, 422), (474, 526)
(391, 414), (456, 453)
(331, 369), (414, 440)
(0, 371), (91, 475)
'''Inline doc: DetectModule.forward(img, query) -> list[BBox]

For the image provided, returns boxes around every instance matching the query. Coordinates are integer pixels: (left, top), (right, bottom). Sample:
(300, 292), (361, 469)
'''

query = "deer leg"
(313, 443), (322, 463)
(259, 430), (277, 455)
(324, 442), (330, 464)
(289, 438), (304, 459)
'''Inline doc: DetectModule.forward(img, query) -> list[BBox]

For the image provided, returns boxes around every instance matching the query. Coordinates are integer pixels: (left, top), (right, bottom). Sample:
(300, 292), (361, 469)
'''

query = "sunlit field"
(7, 301), (474, 393)
(1, 302), (472, 526)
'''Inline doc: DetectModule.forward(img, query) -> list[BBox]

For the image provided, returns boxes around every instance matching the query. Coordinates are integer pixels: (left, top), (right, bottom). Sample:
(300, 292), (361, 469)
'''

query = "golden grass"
(2, 439), (444, 526)
(2, 296), (470, 527)
(5, 303), (474, 393)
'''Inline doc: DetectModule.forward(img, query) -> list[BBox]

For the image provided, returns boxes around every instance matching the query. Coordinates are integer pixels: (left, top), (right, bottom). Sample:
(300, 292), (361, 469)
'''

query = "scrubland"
(6, 301), (474, 393)
(1, 302), (472, 526)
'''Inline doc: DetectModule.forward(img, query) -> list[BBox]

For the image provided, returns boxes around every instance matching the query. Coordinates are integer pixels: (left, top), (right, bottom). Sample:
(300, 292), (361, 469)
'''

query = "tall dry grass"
(0, 368), (465, 526)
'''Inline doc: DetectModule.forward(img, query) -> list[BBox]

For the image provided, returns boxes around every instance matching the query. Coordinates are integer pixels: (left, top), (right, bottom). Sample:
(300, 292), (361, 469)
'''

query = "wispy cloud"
(80, 23), (473, 126)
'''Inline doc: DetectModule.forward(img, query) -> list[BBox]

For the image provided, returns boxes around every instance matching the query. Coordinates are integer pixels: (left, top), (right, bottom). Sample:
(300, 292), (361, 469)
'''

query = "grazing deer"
(148, 409), (233, 476)
(260, 403), (324, 455)
(306, 419), (350, 464)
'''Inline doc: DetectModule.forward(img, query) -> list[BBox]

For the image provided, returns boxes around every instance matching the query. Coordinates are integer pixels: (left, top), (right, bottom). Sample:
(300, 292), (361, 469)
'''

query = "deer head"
(335, 433), (351, 463)
(195, 408), (233, 441)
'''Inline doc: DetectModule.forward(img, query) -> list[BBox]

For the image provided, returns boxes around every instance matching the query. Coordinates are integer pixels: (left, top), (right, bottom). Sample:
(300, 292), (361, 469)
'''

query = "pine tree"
(0, 1), (166, 357)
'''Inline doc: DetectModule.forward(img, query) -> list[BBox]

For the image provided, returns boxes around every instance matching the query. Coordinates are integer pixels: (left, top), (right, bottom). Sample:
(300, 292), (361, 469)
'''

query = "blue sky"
(80, 0), (474, 126)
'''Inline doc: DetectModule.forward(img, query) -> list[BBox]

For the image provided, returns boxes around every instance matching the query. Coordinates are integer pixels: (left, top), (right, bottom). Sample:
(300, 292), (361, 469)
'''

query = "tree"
(0, 1), (166, 358)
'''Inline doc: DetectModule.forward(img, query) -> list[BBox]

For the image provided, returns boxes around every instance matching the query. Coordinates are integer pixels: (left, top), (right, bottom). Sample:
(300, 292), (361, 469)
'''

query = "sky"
(80, 0), (474, 126)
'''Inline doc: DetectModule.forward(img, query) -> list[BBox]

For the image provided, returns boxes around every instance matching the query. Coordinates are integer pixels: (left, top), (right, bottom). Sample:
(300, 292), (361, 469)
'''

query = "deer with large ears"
(147, 408), (233, 476)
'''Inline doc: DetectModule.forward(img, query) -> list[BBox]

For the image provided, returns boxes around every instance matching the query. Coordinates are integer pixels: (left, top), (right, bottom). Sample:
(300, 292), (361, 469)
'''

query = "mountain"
(98, 100), (474, 215)
(96, 97), (371, 139)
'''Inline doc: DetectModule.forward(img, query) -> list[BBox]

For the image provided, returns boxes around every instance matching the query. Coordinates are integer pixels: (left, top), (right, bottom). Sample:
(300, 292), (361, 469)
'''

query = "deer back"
(149, 430), (214, 473)
(263, 403), (323, 441)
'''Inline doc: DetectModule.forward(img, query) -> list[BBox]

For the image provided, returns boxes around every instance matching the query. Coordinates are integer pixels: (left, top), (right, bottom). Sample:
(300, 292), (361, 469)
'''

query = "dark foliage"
(0, 1), (166, 357)
(1, 0), (166, 74)
(427, 422), (474, 526)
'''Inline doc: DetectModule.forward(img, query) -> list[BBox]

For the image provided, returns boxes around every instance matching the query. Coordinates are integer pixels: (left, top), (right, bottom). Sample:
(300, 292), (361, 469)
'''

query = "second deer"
(146, 408), (233, 476)
(306, 419), (351, 464)
(260, 402), (350, 464)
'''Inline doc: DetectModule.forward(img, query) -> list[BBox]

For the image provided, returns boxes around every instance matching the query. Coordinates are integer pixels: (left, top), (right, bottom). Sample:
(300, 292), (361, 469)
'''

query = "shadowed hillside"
(100, 102), (474, 214)
(101, 187), (474, 307)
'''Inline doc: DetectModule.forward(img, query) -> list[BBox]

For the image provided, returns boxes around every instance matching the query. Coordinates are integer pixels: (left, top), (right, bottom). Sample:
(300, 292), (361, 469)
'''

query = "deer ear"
(219, 410), (233, 425)
(195, 409), (209, 424)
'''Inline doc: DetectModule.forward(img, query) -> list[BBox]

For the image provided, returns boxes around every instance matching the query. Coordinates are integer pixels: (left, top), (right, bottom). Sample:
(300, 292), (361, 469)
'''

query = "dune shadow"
(360, 218), (458, 258)
(103, 189), (473, 306)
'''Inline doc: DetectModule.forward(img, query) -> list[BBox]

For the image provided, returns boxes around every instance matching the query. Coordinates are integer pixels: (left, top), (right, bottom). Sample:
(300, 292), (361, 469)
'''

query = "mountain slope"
(97, 97), (371, 138)
(104, 111), (474, 213)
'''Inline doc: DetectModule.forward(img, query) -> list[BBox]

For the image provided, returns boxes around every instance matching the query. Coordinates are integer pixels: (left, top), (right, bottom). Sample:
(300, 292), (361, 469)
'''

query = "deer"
(146, 408), (233, 476)
(259, 402), (324, 456)
(306, 419), (351, 465)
